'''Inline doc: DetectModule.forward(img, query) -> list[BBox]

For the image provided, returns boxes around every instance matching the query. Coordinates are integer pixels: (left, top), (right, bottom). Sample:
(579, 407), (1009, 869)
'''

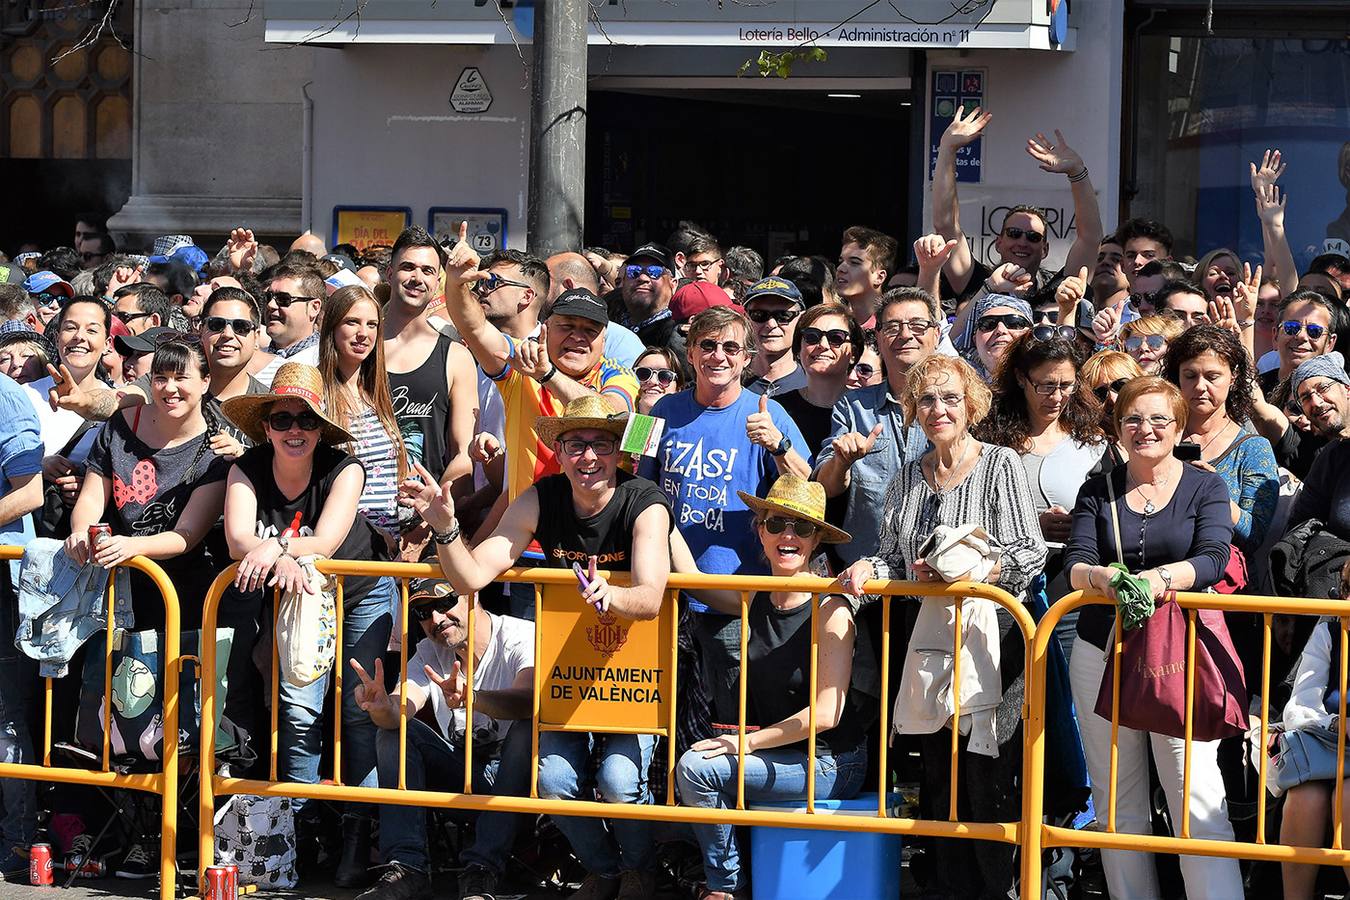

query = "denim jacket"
(15, 538), (133, 678)
(813, 383), (929, 564)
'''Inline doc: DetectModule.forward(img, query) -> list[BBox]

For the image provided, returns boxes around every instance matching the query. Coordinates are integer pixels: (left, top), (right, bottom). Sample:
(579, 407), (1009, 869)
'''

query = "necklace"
(1191, 417), (1233, 458)
(1126, 464), (1173, 517)
(931, 438), (974, 495)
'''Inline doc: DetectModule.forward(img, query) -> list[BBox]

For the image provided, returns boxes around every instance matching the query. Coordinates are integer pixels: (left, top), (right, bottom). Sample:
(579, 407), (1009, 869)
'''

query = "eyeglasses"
(800, 327), (850, 348)
(112, 309), (154, 325)
(1092, 377), (1131, 402)
(1296, 379), (1343, 407)
(559, 437), (617, 456)
(1120, 414), (1176, 431)
(1031, 324), (1077, 343)
(851, 362), (877, 379)
(80, 251), (104, 263)
(411, 597), (457, 622)
(687, 258), (722, 271)
(624, 264), (667, 281)
(266, 410), (322, 432)
(1127, 291), (1154, 310)
(1029, 379), (1077, 396)
(263, 290), (319, 308)
(697, 339), (746, 356)
(746, 307), (800, 325)
(1034, 309), (1060, 324)
(916, 392), (965, 410)
(205, 316), (258, 336)
(762, 516), (820, 538)
(635, 366), (678, 386)
(1001, 226), (1045, 244)
(473, 272), (531, 297)
(1124, 334), (1167, 353)
(976, 314), (1032, 333)
(1280, 321), (1328, 341)
(877, 319), (936, 338)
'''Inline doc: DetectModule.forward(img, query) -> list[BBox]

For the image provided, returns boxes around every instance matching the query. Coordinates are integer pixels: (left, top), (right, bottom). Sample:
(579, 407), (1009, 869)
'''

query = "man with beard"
(610, 243), (678, 350)
(382, 226), (478, 552)
(1287, 353), (1350, 531)
(349, 578), (533, 900)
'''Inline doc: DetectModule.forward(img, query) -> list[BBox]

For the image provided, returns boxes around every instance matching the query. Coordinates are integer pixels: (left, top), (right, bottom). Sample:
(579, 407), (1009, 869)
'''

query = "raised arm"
(932, 106), (991, 295)
(1027, 129), (1103, 277)
(440, 221), (510, 374)
(1251, 150), (1300, 296)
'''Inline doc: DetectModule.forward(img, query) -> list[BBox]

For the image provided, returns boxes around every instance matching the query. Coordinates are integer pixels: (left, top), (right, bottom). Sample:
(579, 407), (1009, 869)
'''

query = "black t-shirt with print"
(532, 470), (671, 572)
(233, 443), (388, 598)
(87, 413), (232, 626)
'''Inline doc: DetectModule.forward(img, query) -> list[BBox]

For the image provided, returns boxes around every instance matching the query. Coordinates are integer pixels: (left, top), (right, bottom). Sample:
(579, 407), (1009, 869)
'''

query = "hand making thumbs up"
(745, 391), (784, 452)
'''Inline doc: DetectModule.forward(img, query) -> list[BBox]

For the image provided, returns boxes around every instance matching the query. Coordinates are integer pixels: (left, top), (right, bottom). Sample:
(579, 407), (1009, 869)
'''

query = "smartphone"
(1173, 441), (1202, 463)
(570, 561), (590, 592)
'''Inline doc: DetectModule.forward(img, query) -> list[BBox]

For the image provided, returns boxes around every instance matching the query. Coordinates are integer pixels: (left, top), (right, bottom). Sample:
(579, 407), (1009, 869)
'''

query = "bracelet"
(538, 365), (558, 384)
(1237, 320), (1255, 329)
(1069, 166), (1091, 183)
(432, 519), (461, 545)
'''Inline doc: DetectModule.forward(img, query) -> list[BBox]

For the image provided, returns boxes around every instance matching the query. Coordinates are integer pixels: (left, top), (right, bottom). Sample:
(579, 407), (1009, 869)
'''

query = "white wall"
(922, 0), (1125, 271)
(308, 44), (532, 247)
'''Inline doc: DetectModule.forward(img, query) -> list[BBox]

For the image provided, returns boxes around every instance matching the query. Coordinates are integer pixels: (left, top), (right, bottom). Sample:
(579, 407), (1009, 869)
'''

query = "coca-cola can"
(29, 842), (53, 886)
(88, 523), (113, 548)
(204, 864), (238, 899)
(62, 856), (106, 878)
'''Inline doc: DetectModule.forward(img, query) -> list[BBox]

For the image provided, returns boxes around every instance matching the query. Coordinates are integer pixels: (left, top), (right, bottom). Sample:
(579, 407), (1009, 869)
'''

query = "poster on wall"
(331, 207), (412, 253)
(430, 208), (509, 254)
(928, 69), (985, 184)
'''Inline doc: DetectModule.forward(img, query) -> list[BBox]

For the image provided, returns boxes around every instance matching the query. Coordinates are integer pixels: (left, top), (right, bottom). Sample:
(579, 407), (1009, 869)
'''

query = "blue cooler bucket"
(749, 793), (901, 900)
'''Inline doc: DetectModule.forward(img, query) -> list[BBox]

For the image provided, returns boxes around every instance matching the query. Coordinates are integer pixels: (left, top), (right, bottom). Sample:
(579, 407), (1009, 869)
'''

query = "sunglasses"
(877, 319), (936, 338)
(1124, 334), (1166, 353)
(33, 292), (62, 308)
(635, 366), (678, 386)
(112, 309), (154, 324)
(205, 316), (258, 335)
(624, 264), (667, 281)
(762, 516), (820, 538)
(800, 327), (850, 348)
(747, 307), (801, 325)
(1034, 309), (1060, 324)
(1279, 321), (1328, 340)
(1031, 324), (1078, 343)
(411, 596), (457, 622)
(80, 251), (104, 262)
(263, 290), (319, 308)
(473, 272), (531, 297)
(1092, 377), (1131, 402)
(697, 339), (746, 356)
(851, 362), (877, 379)
(1002, 226), (1045, 244)
(266, 410), (322, 432)
(976, 314), (1032, 333)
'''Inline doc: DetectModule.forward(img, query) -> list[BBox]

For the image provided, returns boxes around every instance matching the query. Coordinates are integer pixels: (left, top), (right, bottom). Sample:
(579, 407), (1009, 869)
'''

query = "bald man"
(289, 231), (327, 257)
(546, 251), (645, 367)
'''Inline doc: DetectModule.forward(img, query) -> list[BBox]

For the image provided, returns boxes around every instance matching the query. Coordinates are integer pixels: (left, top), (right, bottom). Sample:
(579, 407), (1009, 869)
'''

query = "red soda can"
(29, 842), (53, 886)
(88, 523), (112, 548)
(205, 864), (238, 899)
(62, 856), (106, 877)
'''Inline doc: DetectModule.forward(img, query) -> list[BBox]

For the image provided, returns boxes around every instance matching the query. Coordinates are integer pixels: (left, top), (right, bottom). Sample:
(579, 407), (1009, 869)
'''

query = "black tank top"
(532, 471), (671, 571)
(388, 333), (453, 477)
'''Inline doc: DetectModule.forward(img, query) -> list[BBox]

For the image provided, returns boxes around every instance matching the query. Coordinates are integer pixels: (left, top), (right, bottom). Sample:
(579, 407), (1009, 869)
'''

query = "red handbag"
(1093, 476), (1249, 741)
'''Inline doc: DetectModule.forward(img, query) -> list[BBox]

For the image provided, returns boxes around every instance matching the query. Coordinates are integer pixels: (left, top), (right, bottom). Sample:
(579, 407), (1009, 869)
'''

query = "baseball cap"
(324, 253), (359, 273)
(0, 263), (26, 286)
(24, 271), (74, 298)
(325, 269), (365, 293)
(548, 287), (609, 327)
(149, 245), (209, 276)
(114, 326), (182, 356)
(629, 243), (674, 272)
(408, 577), (457, 605)
(744, 276), (803, 306)
(670, 281), (743, 322)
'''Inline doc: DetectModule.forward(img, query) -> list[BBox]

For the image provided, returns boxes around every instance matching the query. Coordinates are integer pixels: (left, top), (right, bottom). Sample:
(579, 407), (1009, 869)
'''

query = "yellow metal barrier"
(1024, 589), (1350, 892)
(0, 547), (181, 899)
(196, 560), (1037, 894)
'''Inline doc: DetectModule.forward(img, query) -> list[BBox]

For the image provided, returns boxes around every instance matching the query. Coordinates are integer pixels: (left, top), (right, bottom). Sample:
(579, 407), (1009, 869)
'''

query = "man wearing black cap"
(742, 276), (807, 397)
(350, 578), (533, 900)
(611, 243), (677, 349)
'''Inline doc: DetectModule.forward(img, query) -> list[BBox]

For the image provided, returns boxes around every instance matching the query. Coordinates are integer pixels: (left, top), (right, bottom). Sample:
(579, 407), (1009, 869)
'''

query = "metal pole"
(527, 0), (588, 255)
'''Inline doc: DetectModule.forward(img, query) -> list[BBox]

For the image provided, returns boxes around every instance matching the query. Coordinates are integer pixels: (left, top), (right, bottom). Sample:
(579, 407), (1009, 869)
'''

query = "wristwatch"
(1157, 566), (1173, 591)
(276, 533), (291, 555)
(771, 435), (792, 457)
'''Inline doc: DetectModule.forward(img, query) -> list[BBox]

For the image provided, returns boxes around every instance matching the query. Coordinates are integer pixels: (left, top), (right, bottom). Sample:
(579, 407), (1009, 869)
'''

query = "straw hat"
(736, 475), (852, 544)
(221, 362), (355, 445)
(535, 394), (629, 447)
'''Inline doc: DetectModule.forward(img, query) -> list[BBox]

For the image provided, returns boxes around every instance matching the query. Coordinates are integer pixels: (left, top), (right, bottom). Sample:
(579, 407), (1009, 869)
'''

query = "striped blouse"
(348, 406), (402, 534)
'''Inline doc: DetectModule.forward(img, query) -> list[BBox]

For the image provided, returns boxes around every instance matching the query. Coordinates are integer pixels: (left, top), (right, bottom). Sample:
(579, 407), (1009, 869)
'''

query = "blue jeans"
(278, 576), (395, 815)
(0, 576), (37, 848)
(536, 731), (656, 877)
(375, 717), (530, 874)
(675, 744), (867, 892)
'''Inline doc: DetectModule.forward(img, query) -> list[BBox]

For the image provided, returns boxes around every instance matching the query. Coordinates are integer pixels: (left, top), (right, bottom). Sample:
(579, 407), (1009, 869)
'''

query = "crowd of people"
(2, 125), (1350, 900)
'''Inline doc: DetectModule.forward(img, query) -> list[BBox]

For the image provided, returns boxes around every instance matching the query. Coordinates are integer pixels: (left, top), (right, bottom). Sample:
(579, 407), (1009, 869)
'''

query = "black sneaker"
(114, 843), (155, 879)
(459, 864), (499, 900)
(354, 861), (434, 900)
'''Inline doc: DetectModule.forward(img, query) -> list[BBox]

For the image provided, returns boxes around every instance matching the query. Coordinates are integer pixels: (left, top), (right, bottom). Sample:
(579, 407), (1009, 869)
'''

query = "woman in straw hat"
(221, 361), (397, 886)
(672, 474), (874, 900)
